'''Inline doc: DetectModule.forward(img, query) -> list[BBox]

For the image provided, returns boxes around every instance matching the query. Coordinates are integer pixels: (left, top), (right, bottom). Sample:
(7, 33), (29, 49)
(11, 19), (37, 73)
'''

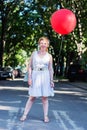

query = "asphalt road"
(0, 78), (87, 130)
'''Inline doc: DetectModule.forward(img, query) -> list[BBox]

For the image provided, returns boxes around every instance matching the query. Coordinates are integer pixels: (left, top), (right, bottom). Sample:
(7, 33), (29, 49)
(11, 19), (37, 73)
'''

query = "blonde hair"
(38, 36), (50, 46)
(38, 36), (50, 52)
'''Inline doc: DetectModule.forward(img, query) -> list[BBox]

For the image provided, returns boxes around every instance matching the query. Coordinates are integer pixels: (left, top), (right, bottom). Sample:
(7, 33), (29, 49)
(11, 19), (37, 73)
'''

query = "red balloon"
(50, 9), (77, 35)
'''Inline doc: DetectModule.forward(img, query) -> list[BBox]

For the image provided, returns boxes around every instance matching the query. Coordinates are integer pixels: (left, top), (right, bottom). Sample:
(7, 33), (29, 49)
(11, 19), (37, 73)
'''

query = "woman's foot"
(44, 116), (49, 123)
(20, 114), (27, 121)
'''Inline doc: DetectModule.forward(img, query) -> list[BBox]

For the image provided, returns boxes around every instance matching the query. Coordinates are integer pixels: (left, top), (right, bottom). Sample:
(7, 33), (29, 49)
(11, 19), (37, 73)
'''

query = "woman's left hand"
(50, 81), (54, 88)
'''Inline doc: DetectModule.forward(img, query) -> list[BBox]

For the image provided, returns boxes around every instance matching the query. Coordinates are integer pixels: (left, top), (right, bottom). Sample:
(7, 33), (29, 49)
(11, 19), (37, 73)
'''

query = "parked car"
(0, 66), (15, 80)
(13, 68), (22, 78)
(67, 64), (87, 82)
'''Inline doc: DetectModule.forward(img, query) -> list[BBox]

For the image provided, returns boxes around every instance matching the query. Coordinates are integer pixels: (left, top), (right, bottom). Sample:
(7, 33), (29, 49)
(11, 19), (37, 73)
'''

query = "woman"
(20, 36), (54, 122)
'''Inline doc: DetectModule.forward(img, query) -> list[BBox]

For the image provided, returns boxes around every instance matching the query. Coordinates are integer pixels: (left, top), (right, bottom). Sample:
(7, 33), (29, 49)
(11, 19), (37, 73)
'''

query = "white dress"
(28, 51), (54, 97)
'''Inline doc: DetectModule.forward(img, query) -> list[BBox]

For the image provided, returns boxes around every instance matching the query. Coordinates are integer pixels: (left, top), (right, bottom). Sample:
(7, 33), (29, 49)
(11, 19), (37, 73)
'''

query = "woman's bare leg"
(42, 97), (49, 122)
(20, 96), (36, 121)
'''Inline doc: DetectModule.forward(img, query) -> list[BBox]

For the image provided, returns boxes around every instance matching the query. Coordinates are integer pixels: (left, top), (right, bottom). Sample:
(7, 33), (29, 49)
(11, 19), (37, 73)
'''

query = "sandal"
(20, 114), (27, 121)
(44, 116), (49, 123)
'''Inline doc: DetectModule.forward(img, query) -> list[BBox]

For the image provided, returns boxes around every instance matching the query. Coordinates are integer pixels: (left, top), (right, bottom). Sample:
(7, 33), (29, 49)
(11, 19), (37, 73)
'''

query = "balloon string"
(55, 35), (64, 78)
(57, 35), (64, 64)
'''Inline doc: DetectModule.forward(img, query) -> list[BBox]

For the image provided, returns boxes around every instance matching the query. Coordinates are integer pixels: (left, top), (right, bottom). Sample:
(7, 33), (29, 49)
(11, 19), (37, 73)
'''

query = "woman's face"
(39, 39), (49, 50)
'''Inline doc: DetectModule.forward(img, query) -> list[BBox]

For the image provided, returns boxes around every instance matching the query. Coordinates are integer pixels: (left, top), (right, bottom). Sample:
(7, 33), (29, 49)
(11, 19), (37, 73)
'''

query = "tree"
(0, 0), (25, 67)
(0, 0), (87, 75)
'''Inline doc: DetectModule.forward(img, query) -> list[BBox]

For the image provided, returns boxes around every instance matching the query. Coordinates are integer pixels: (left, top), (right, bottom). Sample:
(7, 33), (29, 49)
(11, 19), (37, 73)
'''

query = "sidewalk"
(54, 78), (87, 90)
(68, 82), (87, 90)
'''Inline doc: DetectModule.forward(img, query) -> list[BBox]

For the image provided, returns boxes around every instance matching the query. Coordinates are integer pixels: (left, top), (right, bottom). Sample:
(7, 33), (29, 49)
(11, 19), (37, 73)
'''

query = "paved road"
(0, 78), (87, 130)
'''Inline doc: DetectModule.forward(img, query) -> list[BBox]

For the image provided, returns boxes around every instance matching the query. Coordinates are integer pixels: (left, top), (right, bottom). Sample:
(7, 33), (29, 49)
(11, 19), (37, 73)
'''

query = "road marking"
(6, 107), (24, 130)
(53, 110), (84, 130)
(53, 110), (68, 130)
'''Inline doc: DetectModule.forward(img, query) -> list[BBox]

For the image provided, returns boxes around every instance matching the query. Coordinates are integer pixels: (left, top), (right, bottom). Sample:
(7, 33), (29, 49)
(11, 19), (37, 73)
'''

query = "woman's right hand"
(28, 79), (32, 86)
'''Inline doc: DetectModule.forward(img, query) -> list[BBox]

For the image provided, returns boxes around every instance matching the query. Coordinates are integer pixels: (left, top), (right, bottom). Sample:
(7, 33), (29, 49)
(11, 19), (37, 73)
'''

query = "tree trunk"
(0, 40), (4, 67)
(0, 14), (6, 67)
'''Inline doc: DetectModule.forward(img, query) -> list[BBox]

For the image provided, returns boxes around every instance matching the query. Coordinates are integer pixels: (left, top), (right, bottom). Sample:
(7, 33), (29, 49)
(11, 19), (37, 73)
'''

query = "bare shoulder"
(31, 50), (37, 57)
(48, 53), (52, 59)
(32, 50), (37, 55)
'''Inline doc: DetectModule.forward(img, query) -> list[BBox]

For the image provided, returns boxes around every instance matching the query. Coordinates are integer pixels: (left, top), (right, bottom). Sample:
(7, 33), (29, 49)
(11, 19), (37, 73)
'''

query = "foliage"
(0, 0), (87, 75)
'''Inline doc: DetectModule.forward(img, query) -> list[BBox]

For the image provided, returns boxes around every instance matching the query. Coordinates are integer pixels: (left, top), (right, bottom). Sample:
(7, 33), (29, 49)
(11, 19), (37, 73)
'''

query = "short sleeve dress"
(28, 51), (54, 97)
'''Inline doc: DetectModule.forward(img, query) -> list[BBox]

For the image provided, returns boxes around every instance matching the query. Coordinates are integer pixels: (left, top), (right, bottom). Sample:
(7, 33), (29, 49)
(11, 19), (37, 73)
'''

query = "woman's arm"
(48, 54), (54, 87)
(28, 52), (34, 86)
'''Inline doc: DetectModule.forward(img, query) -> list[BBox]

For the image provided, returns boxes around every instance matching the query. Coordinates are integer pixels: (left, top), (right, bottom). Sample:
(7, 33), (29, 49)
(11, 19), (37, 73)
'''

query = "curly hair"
(38, 36), (50, 45)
